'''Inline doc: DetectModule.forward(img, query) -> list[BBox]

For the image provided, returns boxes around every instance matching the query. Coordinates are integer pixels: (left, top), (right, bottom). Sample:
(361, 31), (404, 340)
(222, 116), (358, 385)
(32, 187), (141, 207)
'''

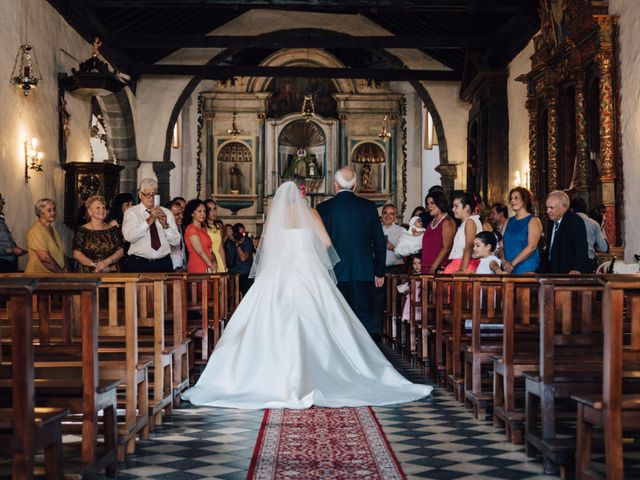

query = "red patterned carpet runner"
(247, 407), (406, 480)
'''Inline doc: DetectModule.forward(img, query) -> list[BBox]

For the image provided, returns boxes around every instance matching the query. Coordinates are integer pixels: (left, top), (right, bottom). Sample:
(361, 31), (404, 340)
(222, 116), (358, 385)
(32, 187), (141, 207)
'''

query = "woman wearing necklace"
(421, 190), (455, 273)
(25, 198), (70, 273)
(72, 195), (125, 272)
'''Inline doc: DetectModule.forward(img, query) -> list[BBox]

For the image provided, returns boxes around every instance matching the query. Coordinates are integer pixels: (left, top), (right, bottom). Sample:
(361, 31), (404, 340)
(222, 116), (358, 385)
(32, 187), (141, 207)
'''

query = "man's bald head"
(335, 167), (357, 191)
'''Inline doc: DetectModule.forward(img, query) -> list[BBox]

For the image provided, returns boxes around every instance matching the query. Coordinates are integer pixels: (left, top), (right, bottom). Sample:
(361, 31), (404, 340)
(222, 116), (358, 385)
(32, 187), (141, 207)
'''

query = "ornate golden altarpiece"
(517, 0), (621, 245)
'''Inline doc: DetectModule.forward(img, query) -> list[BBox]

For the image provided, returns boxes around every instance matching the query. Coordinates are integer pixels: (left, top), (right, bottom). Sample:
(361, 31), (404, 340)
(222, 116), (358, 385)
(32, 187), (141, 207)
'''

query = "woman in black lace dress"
(73, 195), (124, 273)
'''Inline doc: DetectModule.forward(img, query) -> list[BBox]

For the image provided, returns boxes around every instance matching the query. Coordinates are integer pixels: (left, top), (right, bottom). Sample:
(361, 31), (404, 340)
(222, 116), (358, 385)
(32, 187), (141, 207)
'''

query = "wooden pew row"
(0, 276), (119, 478)
(492, 276), (540, 443)
(574, 275), (640, 480)
(524, 276), (605, 477)
(0, 278), (68, 480)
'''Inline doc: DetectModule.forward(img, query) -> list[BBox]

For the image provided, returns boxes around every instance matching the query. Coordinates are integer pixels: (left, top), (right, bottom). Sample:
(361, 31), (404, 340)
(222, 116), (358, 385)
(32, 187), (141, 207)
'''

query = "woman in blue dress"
(501, 187), (542, 274)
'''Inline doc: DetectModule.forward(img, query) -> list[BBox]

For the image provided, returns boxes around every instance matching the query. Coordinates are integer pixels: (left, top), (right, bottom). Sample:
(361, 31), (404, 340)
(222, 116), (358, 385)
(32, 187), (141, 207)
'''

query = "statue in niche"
(361, 161), (372, 191)
(229, 163), (242, 194)
(307, 155), (319, 178)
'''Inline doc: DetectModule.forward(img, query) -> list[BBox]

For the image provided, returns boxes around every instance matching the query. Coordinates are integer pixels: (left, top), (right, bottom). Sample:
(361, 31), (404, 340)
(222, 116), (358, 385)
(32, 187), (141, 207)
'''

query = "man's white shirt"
(122, 203), (181, 259)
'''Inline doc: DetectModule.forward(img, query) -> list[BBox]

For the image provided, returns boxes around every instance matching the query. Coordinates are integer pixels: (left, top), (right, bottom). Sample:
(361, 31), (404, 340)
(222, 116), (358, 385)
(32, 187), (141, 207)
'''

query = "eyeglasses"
(139, 191), (158, 199)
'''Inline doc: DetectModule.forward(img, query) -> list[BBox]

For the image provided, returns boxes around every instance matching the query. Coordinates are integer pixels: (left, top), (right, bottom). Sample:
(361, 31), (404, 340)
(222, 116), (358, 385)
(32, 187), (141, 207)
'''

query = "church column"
(596, 51), (617, 245)
(153, 161), (175, 202)
(525, 94), (540, 213)
(257, 113), (266, 215)
(573, 71), (589, 196)
(596, 15), (619, 245)
(338, 114), (348, 167)
(434, 164), (458, 193)
(389, 115), (398, 208)
(544, 86), (560, 191)
(118, 158), (141, 195)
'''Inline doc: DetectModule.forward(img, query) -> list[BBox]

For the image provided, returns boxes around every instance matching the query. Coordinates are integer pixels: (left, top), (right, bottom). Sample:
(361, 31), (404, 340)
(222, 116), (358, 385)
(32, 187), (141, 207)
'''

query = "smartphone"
(153, 195), (161, 208)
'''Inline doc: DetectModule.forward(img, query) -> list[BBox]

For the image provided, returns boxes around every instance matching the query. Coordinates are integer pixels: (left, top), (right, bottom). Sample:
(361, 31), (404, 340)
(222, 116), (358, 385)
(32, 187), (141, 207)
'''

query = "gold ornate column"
(573, 71), (589, 193)
(525, 94), (540, 212)
(544, 86), (560, 191)
(595, 15), (618, 244)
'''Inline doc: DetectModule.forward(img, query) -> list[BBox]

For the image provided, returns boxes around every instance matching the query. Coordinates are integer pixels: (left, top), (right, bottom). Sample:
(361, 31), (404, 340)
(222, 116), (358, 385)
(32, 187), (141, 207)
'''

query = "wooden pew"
(492, 275), (540, 443)
(574, 275), (640, 480)
(94, 274), (151, 460)
(164, 273), (190, 403)
(136, 274), (175, 427)
(463, 274), (505, 419)
(0, 278), (68, 480)
(0, 275), (119, 477)
(418, 274), (436, 373)
(524, 276), (604, 477)
(442, 275), (474, 401)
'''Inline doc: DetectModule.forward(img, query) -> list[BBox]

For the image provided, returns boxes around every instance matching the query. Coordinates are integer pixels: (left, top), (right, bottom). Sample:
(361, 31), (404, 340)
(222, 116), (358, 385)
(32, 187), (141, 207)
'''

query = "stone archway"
(97, 89), (139, 194)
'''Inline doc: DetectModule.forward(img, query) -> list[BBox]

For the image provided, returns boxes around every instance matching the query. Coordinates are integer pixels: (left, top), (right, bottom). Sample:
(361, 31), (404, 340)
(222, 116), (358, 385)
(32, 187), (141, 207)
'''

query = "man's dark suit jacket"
(539, 210), (589, 274)
(316, 190), (386, 283)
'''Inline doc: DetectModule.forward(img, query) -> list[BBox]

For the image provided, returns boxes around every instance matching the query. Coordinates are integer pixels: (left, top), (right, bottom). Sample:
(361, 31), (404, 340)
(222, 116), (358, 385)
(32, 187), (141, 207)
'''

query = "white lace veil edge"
(249, 181), (340, 282)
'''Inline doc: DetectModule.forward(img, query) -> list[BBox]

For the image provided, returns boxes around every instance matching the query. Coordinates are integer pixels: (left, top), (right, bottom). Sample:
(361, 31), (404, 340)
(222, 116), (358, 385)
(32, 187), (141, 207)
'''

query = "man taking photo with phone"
(122, 178), (181, 272)
(224, 223), (255, 295)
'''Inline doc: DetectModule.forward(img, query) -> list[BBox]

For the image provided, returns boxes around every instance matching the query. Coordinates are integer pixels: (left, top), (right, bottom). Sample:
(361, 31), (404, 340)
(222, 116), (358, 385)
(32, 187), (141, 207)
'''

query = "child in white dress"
(394, 216), (425, 256)
(473, 231), (505, 274)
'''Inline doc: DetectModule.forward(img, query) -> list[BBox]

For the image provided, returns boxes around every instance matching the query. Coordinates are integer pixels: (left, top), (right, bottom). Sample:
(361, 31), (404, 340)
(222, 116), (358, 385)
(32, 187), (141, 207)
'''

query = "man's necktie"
(147, 210), (161, 250)
(550, 221), (560, 253)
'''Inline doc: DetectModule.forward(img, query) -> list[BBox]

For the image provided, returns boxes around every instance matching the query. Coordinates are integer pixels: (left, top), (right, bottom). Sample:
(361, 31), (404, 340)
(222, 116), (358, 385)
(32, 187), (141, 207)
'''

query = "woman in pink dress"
(183, 199), (215, 273)
(421, 190), (455, 274)
(443, 192), (482, 274)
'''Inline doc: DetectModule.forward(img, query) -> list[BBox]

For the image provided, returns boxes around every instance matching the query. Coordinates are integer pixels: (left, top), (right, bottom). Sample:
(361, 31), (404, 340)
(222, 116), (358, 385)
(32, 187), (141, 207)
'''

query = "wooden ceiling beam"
(111, 34), (491, 50)
(87, 0), (527, 13)
(130, 64), (461, 81)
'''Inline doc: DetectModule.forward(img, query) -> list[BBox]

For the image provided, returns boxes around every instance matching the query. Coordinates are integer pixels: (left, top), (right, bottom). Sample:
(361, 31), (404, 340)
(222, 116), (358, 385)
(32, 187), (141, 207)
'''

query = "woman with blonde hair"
(25, 198), (69, 273)
(204, 199), (226, 272)
(72, 195), (125, 272)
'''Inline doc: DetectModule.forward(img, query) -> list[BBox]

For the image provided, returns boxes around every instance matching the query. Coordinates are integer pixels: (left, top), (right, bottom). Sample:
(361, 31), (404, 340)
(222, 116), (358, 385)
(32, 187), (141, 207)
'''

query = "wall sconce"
(514, 168), (530, 189)
(24, 136), (43, 183)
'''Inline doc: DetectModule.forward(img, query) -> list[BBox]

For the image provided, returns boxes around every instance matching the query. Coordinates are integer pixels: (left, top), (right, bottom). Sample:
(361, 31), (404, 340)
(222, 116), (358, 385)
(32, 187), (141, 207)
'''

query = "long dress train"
(182, 228), (432, 409)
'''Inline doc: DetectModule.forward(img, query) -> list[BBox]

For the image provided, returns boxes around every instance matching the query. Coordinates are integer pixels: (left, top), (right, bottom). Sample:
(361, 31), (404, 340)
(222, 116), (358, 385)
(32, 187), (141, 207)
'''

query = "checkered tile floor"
(94, 346), (639, 479)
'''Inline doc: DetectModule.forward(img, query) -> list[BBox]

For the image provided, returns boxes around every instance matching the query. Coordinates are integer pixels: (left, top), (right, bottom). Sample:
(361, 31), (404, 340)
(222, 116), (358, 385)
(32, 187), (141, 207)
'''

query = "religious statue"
(229, 163), (242, 194)
(361, 161), (372, 191)
(306, 156), (319, 177)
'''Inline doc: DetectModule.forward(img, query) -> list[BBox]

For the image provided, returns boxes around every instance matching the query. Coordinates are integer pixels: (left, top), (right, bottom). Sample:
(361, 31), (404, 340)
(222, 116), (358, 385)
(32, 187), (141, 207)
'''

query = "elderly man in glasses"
(0, 193), (27, 272)
(121, 178), (181, 273)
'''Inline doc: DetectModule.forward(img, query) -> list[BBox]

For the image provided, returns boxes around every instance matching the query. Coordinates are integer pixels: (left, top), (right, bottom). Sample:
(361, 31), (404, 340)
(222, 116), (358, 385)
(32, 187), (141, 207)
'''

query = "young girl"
(394, 216), (425, 256)
(473, 231), (505, 274)
(397, 256), (422, 334)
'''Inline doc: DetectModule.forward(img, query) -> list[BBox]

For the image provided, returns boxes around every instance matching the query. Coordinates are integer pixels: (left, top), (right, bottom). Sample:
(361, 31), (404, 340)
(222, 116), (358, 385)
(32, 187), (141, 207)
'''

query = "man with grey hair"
(122, 178), (181, 272)
(317, 167), (386, 341)
(540, 190), (588, 274)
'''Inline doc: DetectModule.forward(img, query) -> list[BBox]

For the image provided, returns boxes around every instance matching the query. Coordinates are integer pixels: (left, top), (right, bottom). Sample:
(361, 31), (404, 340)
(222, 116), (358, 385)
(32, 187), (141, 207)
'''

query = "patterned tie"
(147, 210), (161, 250)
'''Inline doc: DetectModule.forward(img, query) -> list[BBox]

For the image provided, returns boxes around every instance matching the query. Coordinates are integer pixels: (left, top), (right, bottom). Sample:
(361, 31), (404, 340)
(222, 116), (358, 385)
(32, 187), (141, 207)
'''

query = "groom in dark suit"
(317, 167), (386, 340)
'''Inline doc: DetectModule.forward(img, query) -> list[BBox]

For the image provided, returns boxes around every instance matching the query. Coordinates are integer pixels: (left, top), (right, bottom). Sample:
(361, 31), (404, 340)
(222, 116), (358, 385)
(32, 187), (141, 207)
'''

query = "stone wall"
(507, 39), (536, 208)
(0, 0), (93, 267)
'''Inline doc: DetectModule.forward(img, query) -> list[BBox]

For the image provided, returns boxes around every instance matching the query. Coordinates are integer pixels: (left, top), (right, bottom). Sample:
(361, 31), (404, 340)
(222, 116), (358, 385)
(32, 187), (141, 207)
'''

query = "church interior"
(1, 0), (640, 478)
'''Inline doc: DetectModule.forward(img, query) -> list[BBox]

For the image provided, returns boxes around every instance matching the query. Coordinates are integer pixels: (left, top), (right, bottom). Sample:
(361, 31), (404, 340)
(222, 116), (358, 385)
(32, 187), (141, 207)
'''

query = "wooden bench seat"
(524, 276), (604, 478)
(0, 279), (69, 480)
(573, 275), (640, 480)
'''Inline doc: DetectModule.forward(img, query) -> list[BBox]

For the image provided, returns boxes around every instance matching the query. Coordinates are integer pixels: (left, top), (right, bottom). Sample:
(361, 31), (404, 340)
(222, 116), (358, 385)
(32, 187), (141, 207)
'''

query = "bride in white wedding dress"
(182, 181), (432, 409)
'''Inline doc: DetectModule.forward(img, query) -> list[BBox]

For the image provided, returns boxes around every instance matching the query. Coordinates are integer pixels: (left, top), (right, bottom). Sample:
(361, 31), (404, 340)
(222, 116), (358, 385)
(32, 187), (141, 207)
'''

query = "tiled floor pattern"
(95, 347), (639, 479)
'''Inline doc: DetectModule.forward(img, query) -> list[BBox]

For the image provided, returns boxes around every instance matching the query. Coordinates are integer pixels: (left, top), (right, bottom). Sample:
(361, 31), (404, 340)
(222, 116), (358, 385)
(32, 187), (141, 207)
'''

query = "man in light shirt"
(167, 199), (186, 271)
(122, 178), (181, 273)
(373, 203), (405, 332)
(570, 197), (608, 272)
